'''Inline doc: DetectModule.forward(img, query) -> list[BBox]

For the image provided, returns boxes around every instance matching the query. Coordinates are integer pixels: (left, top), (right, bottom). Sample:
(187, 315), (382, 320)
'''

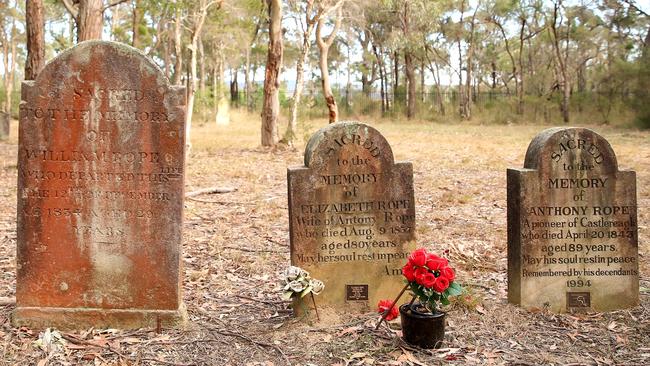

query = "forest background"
(1, 0), (649, 148)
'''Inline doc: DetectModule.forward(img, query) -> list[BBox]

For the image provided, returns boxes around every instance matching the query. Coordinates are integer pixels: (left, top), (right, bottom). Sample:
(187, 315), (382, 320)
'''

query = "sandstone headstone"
(288, 121), (416, 314)
(508, 127), (638, 312)
(14, 41), (187, 329)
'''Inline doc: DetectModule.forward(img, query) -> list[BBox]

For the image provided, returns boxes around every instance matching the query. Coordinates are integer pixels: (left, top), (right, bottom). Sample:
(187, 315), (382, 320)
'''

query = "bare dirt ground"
(0, 112), (648, 366)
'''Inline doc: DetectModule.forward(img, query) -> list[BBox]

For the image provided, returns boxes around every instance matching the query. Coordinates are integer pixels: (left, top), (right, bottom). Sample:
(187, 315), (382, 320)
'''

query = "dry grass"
(0, 112), (648, 365)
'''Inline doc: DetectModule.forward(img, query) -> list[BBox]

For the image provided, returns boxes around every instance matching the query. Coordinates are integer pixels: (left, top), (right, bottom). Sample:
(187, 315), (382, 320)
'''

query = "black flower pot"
(399, 303), (445, 349)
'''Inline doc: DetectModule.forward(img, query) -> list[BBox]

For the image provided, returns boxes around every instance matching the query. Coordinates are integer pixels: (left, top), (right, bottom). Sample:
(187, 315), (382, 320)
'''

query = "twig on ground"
(186, 197), (253, 205)
(61, 333), (128, 361)
(62, 333), (197, 366)
(307, 316), (373, 332)
(185, 186), (237, 198)
(139, 358), (197, 366)
(265, 236), (289, 247)
(222, 245), (287, 254)
(235, 294), (290, 307)
(464, 283), (492, 291)
(205, 326), (290, 365)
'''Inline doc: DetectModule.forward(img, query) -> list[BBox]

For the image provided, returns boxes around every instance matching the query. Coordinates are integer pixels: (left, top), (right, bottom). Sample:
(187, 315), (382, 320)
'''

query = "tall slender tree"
(316, 4), (343, 123)
(25, 0), (45, 80)
(61, 0), (129, 41)
(185, 0), (221, 149)
(261, 0), (283, 146)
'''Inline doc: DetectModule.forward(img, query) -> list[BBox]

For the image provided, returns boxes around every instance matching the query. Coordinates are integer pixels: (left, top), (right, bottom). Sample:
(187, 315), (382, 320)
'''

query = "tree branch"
(322, 6), (342, 47)
(61, 0), (78, 18)
(322, 0), (345, 17)
(103, 0), (130, 12)
(315, 14), (325, 49)
(622, 0), (649, 18)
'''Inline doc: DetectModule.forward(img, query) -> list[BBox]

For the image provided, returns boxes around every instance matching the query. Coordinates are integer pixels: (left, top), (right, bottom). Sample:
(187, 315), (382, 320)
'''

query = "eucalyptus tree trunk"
(1, 19), (17, 113)
(173, 9), (183, 85)
(62, 0), (105, 41)
(245, 14), (262, 112)
(373, 44), (386, 115)
(199, 39), (205, 93)
(550, 2), (570, 123)
(405, 52), (416, 119)
(186, 0), (219, 149)
(261, 0), (283, 146)
(316, 6), (343, 124)
(284, 0), (318, 145)
(132, 0), (142, 48)
(26, 0), (45, 80)
(517, 18), (526, 115)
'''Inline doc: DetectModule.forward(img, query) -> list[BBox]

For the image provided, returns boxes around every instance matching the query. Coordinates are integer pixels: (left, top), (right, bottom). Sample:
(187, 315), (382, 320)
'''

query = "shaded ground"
(0, 113), (648, 365)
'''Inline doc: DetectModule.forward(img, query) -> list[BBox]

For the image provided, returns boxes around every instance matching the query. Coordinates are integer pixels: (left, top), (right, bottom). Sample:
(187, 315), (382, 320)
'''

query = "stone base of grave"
(12, 303), (187, 330)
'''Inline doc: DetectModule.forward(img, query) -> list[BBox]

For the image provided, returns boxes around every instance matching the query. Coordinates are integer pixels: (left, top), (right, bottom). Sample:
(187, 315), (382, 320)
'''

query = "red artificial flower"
(426, 252), (441, 261)
(377, 299), (399, 321)
(419, 272), (437, 288)
(440, 266), (455, 282)
(408, 248), (428, 267)
(402, 262), (416, 282)
(426, 255), (448, 271)
(414, 267), (429, 285)
(432, 276), (450, 293)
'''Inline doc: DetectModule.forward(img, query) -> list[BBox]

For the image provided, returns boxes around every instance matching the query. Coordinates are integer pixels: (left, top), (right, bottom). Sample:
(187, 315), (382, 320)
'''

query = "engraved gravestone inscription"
(288, 122), (416, 314)
(14, 41), (187, 329)
(508, 127), (638, 312)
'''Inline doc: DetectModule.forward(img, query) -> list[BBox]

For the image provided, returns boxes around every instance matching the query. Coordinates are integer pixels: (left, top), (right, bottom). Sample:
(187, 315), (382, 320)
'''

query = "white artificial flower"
(284, 266), (303, 281)
(288, 280), (305, 293)
(310, 279), (325, 295)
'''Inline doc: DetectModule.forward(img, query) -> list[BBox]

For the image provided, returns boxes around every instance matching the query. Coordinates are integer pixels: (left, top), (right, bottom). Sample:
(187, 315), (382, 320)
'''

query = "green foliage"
(408, 280), (464, 312)
(3, 0), (646, 128)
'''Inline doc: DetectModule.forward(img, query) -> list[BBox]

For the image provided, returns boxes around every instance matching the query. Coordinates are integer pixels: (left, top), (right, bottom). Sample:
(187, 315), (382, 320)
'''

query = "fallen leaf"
(475, 305), (486, 315)
(607, 321), (617, 331)
(338, 326), (361, 337)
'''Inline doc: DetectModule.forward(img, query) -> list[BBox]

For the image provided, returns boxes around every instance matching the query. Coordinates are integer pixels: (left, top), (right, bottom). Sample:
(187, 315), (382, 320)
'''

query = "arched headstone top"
(303, 121), (395, 170)
(35, 40), (170, 86)
(23, 40), (185, 110)
(523, 127), (618, 174)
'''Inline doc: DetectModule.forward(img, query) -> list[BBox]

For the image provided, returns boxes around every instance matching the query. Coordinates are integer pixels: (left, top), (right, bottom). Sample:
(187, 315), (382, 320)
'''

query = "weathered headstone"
(288, 122), (416, 314)
(14, 41), (187, 329)
(508, 127), (638, 312)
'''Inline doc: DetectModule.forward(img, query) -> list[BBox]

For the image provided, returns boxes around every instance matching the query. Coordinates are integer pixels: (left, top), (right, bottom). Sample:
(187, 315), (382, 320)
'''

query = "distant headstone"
(0, 111), (9, 139)
(14, 41), (187, 329)
(508, 127), (638, 312)
(216, 97), (230, 126)
(288, 121), (416, 314)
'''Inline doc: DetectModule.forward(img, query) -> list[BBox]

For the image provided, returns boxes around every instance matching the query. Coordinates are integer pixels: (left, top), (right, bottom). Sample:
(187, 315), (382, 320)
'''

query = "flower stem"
(375, 284), (409, 330)
(297, 297), (309, 321)
(408, 295), (416, 307)
(310, 293), (320, 321)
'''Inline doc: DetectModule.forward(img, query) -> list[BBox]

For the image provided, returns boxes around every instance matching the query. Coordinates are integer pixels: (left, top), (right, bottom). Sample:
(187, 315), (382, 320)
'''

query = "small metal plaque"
(346, 285), (369, 301)
(567, 292), (591, 308)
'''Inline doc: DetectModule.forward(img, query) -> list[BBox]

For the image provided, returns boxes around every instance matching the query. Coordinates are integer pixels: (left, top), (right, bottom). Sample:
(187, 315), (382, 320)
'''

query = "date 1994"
(567, 279), (592, 288)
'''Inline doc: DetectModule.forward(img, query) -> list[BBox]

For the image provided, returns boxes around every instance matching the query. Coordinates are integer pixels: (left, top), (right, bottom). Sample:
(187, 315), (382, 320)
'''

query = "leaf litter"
(0, 117), (648, 365)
